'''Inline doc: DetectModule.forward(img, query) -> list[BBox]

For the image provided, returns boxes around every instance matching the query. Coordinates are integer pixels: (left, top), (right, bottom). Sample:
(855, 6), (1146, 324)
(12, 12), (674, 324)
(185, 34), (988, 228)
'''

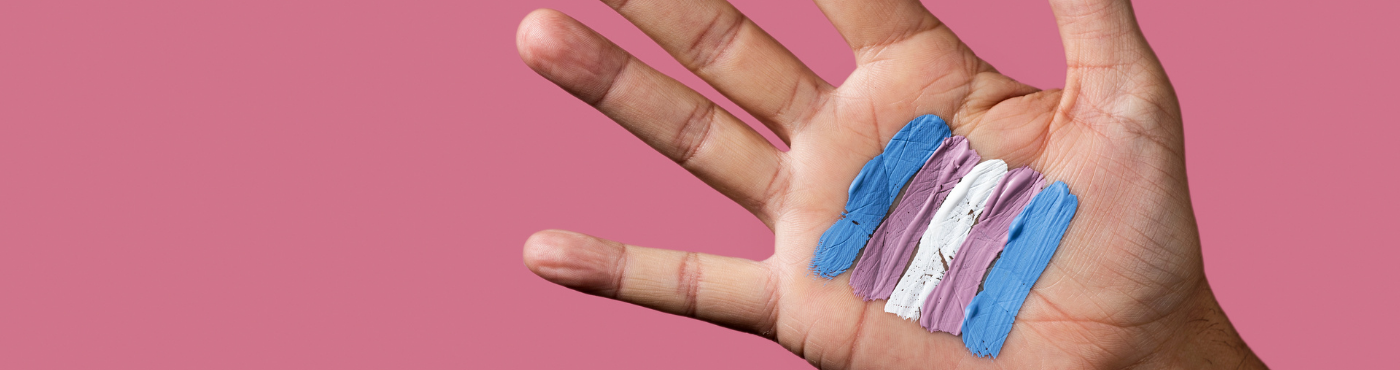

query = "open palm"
(517, 0), (1262, 368)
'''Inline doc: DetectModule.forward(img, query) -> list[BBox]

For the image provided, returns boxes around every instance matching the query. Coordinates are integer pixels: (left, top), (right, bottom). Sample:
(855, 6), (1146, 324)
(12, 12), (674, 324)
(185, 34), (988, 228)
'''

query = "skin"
(515, 0), (1267, 368)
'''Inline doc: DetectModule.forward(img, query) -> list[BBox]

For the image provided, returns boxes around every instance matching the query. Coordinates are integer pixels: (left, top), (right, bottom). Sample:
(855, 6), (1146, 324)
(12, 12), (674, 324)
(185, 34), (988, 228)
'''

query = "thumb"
(1050, 0), (1158, 74)
(523, 230), (780, 337)
(1048, 0), (1180, 131)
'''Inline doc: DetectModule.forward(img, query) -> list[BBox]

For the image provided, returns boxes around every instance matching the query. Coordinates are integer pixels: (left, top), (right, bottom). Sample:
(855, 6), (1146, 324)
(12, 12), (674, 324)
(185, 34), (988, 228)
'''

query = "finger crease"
(757, 266), (781, 340)
(855, 15), (945, 61)
(671, 102), (717, 168)
(756, 155), (791, 228)
(610, 244), (630, 300)
(588, 56), (635, 107)
(677, 252), (701, 318)
(685, 12), (747, 74)
(770, 77), (825, 137)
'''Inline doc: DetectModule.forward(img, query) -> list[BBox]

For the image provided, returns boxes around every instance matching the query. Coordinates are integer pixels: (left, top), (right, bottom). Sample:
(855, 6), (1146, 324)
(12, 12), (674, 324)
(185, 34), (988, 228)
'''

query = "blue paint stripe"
(810, 115), (951, 279)
(961, 181), (1078, 357)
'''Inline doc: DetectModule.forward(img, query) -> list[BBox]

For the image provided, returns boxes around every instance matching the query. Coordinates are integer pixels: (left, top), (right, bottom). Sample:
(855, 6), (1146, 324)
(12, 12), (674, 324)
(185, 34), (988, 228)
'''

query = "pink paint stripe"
(918, 166), (1044, 334)
(849, 136), (979, 301)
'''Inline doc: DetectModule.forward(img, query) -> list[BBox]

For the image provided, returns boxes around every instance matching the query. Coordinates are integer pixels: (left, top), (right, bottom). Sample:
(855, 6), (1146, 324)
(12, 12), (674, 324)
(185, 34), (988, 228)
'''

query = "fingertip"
(522, 230), (622, 296)
(513, 9), (626, 104)
(522, 229), (567, 274)
(515, 9), (565, 67)
(514, 9), (598, 69)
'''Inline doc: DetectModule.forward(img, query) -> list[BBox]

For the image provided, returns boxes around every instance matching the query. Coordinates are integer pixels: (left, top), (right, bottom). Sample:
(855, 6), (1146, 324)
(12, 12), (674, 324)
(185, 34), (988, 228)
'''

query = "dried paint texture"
(810, 115), (951, 279)
(884, 160), (1007, 320)
(848, 136), (978, 300)
(962, 181), (1078, 358)
(919, 167), (1044, 334)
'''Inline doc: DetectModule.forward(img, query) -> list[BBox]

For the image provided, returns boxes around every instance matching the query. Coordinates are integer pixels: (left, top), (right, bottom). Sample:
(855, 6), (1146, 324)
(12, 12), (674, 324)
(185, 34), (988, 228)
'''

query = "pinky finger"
(524, 229), (780, 337)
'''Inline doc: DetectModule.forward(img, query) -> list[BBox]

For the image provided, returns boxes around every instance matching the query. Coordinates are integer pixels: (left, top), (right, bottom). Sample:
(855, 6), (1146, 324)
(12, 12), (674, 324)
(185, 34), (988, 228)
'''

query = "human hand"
(516, 0), (1265, 368)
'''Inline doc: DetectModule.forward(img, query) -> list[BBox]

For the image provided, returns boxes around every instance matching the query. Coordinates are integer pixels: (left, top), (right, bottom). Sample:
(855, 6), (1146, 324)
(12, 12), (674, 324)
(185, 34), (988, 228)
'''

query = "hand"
(515, 0), (1265, 368)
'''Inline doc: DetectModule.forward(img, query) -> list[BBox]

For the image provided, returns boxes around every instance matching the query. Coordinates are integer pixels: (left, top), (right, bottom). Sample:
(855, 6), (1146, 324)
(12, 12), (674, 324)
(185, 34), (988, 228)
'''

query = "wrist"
(1140, 278), (1267, 369)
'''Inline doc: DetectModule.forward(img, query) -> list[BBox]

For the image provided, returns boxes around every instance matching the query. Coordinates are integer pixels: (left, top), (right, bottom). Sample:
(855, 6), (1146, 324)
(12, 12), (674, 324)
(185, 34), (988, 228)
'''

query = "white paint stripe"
(885, 160), (1008, 320)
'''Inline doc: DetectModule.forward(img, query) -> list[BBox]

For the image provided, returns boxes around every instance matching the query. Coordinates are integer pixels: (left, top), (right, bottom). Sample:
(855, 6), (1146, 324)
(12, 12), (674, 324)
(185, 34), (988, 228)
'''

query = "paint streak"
(961, 181), (1078, 358)
(919, 167), (1044, 334)
(848, 137), (977, 300)
(885, 160), (1007, 320)
(810, 115), (951, 279)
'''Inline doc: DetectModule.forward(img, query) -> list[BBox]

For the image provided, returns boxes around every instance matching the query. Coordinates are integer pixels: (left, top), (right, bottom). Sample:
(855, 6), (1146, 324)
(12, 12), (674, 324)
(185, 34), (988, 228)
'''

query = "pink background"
(1, 0), (1395, 368)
